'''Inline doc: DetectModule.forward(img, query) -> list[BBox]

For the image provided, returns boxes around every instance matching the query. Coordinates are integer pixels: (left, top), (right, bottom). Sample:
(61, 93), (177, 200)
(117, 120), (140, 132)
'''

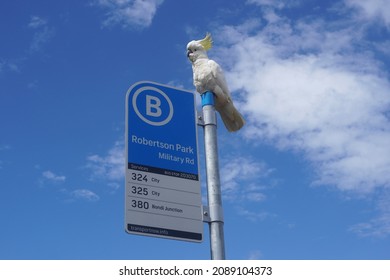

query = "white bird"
(187, 33), (245, 132)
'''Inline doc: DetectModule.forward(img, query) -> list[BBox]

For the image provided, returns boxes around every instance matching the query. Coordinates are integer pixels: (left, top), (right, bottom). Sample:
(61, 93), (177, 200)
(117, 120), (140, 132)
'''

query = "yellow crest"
(199, 33), (213, 51)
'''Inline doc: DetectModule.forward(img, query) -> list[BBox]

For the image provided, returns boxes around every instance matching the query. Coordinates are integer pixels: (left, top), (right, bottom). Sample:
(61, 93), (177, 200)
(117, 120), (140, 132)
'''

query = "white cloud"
(236, 206), (273, 222)
(246, 0), (298, 10)
(94, 0), (164, 29)
(0, 59), (22, 73)
(349, 191), (390, 237)
(86, 140), (124, 181)
(2, 16), (52, 75)
(42, 170), (66, 182)
(216, 9), (390, 195)
(30, 28), (55, 52)
(71, 189), (100, 202)
(212, 3), (390, 237)
(40, 169), (100, 202)
(0, 145), (11, 151)
(27, 16), (55, 52)
(248, 249), (263, 260)
(28, 16), (47, 29)
(220, 156), (273, 202)
(345, 0), (390, 28)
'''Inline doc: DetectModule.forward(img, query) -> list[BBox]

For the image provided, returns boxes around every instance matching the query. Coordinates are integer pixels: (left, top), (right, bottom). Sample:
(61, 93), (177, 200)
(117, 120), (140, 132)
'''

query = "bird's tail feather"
(217, 102), (245, 132)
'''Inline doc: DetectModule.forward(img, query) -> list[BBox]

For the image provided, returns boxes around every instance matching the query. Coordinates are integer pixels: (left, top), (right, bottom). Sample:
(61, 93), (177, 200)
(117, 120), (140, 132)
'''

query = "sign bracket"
(196, 111), (205, 126)
(202, 205), (211, 223)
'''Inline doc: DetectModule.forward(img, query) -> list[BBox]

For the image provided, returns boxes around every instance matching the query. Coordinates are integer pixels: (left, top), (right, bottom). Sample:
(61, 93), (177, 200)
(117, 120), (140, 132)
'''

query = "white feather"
(187, 36), (245, 132)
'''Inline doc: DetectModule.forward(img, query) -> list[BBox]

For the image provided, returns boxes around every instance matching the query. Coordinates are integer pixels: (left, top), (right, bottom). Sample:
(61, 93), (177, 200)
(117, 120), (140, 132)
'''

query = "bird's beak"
(186, 50), (192, 57)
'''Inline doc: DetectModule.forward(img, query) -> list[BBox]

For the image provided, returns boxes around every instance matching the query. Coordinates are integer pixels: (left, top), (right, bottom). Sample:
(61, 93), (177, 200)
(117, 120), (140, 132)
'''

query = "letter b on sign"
(146, 95), (162, 117)
(132, 86), (174, 126)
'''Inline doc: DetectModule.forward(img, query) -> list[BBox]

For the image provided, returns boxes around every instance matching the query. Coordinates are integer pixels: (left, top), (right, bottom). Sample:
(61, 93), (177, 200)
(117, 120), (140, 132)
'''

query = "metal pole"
(201, 91), (226, 260)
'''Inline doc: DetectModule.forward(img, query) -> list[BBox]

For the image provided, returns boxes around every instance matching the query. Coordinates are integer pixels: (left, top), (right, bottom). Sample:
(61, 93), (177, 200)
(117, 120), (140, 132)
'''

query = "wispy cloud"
(220, 156), (273, 202)
(39, 169), (100, 202)
(246, 0), (297, 10)
(349, 191), (390, 238)
(236, 206), (274, 222)
(94, 0), (164, 29)
(248, 249), (263, 260)
(214, 2), (390, 236)
(28, 16), (47, 28)
(0, 145), (11, 151)
(42, 170), (66, 182)
(86, 140), (124, 181)
(71, 189), (100, 202)
(1, 16), (53, 76)
(28, 15), (55, 52)
(218, 4), (390, 195)
(345, 0), (390, 28)
(0, 58), (23, 74)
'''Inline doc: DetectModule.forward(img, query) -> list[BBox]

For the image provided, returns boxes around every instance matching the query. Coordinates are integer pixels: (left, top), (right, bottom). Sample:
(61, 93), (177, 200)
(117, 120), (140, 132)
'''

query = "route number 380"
(131, 200), (149, 209)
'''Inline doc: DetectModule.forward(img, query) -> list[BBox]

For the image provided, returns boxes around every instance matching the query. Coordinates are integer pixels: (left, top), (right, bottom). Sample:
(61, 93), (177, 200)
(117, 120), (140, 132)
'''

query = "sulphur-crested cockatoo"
(187, 33), (245, 132)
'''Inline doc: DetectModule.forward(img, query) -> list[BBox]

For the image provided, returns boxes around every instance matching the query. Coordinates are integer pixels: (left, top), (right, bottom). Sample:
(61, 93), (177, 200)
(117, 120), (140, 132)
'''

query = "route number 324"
(131, 172), (148, 182)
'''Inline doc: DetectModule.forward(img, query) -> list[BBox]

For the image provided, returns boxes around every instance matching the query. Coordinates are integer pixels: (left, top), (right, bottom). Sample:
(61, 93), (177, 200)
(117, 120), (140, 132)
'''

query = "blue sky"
(1, 0), (390, 260)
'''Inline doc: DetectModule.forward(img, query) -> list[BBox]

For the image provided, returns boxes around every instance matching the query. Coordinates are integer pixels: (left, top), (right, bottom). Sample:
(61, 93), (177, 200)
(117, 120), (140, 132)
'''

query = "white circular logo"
(132, 86), (174, 126)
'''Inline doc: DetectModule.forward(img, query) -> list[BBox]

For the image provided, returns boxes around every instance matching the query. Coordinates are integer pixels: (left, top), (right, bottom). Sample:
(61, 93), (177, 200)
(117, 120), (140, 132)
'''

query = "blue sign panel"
(127, 81), (199, 179)
(125, 81), (202, 242)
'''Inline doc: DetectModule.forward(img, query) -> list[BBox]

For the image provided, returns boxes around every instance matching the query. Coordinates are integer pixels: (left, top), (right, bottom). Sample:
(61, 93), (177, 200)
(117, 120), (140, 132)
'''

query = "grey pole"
(201, 91), (226, 260)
